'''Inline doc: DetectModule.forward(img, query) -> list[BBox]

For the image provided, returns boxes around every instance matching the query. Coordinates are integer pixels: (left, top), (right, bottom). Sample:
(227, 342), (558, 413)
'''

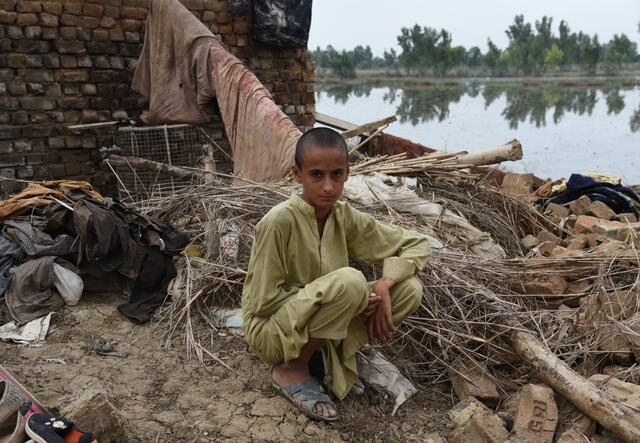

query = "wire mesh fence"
(110, 123), (230, 203)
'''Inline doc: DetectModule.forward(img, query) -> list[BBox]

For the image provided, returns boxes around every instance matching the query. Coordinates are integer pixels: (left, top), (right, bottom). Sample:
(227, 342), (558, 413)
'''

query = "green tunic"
(242, 194), (431, 398)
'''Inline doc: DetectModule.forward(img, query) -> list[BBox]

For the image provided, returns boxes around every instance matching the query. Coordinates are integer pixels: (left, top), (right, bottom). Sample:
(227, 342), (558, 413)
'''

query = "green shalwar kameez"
(242, 194), (431, 399)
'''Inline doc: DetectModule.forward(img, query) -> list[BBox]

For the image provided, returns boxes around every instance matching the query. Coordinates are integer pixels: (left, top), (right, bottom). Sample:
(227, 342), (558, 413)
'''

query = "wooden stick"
(105, 155), (198, 179)
(341, 115), (397, 139)
(510, 330), (640, 442)
(348, 122), (390, 155)
(456, 139), (523, 166)
(198, 127), (232, 161)
(67, 121), (118, 130)
(314, 112), (358, 132)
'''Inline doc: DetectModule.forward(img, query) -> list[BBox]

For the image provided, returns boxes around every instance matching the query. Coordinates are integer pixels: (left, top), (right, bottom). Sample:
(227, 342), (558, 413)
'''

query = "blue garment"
(540, 173), (640, 216)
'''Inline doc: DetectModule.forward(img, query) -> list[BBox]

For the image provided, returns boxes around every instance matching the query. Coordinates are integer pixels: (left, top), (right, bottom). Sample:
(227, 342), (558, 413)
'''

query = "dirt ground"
(0, 293), (454, 442)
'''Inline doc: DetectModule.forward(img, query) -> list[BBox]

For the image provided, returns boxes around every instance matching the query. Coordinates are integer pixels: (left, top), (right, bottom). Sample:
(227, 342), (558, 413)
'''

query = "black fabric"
(539, 174), (640, 216)
(252, 0), (312, 48)
(0, 233), (26, 296)
(229, 0), (249, 16)
(71, 195), (189, 323)
(117, 248), (177, 324)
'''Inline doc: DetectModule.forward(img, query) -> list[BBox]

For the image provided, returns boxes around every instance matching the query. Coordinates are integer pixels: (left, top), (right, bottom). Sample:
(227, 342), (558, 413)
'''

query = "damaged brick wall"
(0, 0), (316, 191)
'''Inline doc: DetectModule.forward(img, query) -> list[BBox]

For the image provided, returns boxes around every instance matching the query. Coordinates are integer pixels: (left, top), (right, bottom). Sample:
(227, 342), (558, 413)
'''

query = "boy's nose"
(322, 178), (333, 193)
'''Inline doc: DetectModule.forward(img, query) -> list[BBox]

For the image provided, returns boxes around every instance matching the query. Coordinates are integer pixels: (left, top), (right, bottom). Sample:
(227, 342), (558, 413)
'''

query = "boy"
(242, 127), (430, 421)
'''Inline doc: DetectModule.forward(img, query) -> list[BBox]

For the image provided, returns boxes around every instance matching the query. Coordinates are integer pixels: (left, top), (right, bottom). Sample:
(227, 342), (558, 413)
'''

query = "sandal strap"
(281, 378), (333, 410)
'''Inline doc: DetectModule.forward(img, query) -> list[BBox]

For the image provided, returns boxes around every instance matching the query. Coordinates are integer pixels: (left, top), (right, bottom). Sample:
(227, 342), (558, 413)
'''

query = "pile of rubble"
(443, 365), (640, 442)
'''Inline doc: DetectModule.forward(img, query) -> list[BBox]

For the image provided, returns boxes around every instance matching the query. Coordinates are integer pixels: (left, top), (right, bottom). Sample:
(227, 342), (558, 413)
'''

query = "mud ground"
(0, 294), (453, 442)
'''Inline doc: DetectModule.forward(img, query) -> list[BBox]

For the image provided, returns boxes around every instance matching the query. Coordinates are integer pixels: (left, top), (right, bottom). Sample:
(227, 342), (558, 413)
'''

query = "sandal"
(0, 380), (23, 424)
(0, 409), (25, 443)
(272, 378), (338, 423)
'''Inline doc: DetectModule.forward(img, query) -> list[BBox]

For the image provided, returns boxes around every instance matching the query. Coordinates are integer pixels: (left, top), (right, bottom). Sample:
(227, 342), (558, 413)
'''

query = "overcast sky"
(308, 0), (640, 56)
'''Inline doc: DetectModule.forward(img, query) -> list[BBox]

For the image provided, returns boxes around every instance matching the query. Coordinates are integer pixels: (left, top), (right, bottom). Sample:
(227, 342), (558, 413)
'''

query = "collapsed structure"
(1, 1), (640, 442)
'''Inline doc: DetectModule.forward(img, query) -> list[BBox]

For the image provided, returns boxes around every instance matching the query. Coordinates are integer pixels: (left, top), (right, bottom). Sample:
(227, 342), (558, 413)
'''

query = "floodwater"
(315, 80), (640, 183)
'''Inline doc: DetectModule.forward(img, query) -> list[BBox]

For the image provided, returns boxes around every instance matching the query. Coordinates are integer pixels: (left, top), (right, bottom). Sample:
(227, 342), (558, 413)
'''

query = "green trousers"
(248, 267), (422, 400)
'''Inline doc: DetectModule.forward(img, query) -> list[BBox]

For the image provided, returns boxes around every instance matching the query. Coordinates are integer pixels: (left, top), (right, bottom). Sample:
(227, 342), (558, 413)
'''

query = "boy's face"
(292, 146), (349, 213)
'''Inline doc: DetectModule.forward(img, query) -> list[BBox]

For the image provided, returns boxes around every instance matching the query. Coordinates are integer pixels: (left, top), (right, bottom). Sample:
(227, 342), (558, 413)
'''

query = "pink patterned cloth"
(132, 0), (300, 182)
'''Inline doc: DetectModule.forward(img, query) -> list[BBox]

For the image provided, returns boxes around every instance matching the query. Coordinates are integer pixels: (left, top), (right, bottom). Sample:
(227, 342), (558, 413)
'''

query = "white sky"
(308, 0), (640, 55)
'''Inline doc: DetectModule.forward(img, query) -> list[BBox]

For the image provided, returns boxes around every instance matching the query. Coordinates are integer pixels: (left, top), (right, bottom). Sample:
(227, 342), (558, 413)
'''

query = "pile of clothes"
(533, 172), (640, 216)
(0, 180), (189, 327)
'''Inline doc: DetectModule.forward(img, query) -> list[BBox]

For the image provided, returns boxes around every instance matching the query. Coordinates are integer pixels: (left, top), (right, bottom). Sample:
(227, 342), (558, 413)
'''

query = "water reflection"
(317, 82), (640, 133)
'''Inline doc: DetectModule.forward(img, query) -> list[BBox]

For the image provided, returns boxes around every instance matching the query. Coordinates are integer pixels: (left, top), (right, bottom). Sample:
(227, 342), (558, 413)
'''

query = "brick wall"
(0, 0), (316, 192)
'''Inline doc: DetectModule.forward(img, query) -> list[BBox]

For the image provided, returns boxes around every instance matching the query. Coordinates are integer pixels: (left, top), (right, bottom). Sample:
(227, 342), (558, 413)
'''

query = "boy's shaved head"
(295, 127), (348, 168)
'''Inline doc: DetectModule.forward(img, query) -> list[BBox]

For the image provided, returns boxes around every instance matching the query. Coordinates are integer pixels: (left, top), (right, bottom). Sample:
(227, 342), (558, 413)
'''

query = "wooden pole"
(456, 139), (523, 166)
(105, 155), (198, 179)
(341, 115), (397, 139)
(510, 330), (640, 442)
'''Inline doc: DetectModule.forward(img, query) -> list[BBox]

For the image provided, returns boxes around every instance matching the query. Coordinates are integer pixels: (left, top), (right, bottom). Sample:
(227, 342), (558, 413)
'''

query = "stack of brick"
(0, 0), (316, 190)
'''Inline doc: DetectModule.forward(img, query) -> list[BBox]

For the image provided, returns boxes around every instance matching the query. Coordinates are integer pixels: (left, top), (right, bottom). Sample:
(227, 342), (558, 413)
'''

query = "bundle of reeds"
(138, 172), (640, 389)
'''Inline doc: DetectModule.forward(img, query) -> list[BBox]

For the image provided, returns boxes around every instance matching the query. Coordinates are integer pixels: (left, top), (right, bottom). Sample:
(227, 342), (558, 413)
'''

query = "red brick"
(16, 13), (38, 26)
(522, 275), (567, 295)
(82, 4), (104, 17)
(120, 19), (141, 31)
(16, 1), (41, 12)
(0, 10), (17, 24)
(81, 16), (100, 28)
(59, 13), (76, 26)
(42, 2), (62, 15)
(39, 12), (58, 27)
(121, 7), (146, 20)
(62, 2), (81, 14)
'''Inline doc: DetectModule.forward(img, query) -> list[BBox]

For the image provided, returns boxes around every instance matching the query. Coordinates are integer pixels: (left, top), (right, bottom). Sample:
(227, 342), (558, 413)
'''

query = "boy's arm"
(344, 204), (431, 283)
(244, 219), (295, 317)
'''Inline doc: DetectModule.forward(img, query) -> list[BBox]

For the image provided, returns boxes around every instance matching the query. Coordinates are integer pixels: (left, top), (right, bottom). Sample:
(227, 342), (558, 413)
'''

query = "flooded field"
(316, 80), (640, 183)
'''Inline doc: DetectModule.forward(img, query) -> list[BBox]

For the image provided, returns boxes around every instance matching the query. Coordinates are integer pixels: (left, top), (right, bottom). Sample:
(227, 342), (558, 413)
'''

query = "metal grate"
(112, 123), (222, 202)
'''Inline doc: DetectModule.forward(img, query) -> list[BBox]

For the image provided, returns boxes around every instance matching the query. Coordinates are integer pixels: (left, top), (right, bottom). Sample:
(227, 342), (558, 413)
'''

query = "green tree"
(579, 34), (601, 74)
(483, 39), (507, 76)
(464, 46), (482, 67)
(544, 43), (564, 67)
(328, 50), (356, 78)
(351, 45), (374, 68)
(605, 33), (638, 69)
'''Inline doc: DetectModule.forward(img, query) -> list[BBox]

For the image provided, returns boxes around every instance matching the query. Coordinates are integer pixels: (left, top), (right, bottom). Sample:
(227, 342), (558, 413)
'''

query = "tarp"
(133, 0), (300, 182)
(252, 0), (313, 49)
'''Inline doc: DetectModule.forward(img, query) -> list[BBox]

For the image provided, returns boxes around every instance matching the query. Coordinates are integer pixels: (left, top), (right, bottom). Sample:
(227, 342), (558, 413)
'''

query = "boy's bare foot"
(272, 364), (337, 419)
(349, 378), (365, 396)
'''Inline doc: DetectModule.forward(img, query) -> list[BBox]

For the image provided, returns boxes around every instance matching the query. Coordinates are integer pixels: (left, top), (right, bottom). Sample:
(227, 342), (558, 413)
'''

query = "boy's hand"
(368, 278), (396, 345)
(361, 292), (381, 318)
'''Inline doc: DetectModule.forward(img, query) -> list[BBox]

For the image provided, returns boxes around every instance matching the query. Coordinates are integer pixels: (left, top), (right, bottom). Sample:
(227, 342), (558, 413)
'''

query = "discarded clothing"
(252, 0), (313, 49)
(132, 0), (301, 181)
(73, 196), (188, 323)
(583, 170), (622, 186)
(229, 0), (249, 16)
(0, 313), (52, 344)
(0, 234), (25, 296)
(131, 0), (217, 124)
(0, 181), (102, 224)
(6, 256), (81, 324)
(242, 194), (430, 399)
(117, 247), (177, 324)
(540, 173), (640, 216)
(3, 218), (77, 258)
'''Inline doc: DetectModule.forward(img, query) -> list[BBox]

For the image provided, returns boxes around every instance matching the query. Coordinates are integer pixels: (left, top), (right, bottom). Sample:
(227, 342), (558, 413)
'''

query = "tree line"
(311, 16), (640, 78)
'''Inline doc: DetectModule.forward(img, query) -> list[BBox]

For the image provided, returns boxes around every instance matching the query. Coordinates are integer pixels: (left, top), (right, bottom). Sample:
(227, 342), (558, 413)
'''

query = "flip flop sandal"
(25, 412), (93, 443)
(0, 409), (25, 443)
(0, 380), (23, 424)
(272, 378), (338, 423)
(93, 340), (128, 358)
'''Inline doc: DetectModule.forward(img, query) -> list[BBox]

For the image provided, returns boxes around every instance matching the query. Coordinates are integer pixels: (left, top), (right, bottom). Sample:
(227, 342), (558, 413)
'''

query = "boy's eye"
(311, 171), (321, 177)
(333, 171), (343, 177)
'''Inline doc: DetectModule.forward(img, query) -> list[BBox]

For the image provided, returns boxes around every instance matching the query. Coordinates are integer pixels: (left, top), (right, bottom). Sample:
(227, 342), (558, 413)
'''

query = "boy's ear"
(345, 163), (350, 179)
(292, 163), (303, 183)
